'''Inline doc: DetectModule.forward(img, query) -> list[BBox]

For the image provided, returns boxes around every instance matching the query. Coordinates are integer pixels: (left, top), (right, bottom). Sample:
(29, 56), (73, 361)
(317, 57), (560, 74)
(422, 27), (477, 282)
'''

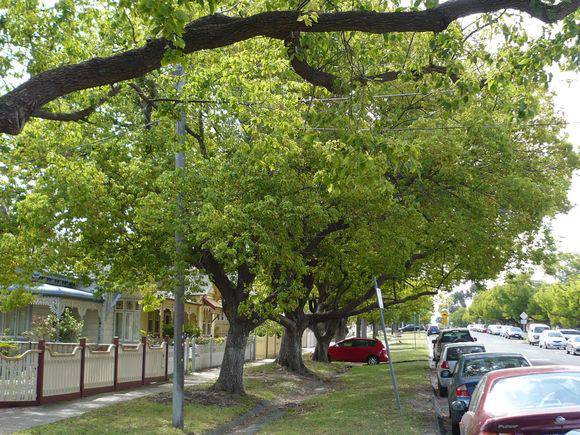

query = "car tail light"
(441, 361), (449, 369)
(455, 384), (469, 397)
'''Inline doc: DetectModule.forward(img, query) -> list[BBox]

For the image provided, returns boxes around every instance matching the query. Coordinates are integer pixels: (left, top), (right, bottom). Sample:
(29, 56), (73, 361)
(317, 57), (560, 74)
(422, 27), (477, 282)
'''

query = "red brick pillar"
(79, 338), (86, 397)
(36, 340), (45, 405)
(164, 336), (169, 381)
(141, 336), (147, 385)
(113, 337), (119, 390)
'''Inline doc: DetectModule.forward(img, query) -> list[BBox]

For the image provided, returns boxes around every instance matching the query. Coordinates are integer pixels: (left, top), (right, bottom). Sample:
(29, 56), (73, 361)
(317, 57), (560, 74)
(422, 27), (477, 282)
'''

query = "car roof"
(441, 328), (470, 332)
(444, 342), (484, 349)
(459, 352), (526, 360)
(485, 365), (580, 383)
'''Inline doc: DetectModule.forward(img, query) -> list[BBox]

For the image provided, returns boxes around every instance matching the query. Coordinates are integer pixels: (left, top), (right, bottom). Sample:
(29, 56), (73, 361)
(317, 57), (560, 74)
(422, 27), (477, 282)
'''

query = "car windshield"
(447, 346), (485, 361)
(485, 372), (580, 417)
(441, 331), (472, 343)
(510, 327), (522, 332)
(561, 330), (580, 335)
(572, 337), (580, 343)
(547, 332), (563, 337)
(462, 357), (529, 377)
(533, 326), (549, 333)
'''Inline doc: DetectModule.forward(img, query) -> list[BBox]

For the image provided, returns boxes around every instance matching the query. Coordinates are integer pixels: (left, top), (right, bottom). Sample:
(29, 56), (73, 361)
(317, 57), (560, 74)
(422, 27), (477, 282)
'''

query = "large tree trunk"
(372, 322), (378, 339)
(277, 322), (309, 374)
(311, 320), (339, 363)
(212, 320), (251, 394)
(360, 318), (367, 338)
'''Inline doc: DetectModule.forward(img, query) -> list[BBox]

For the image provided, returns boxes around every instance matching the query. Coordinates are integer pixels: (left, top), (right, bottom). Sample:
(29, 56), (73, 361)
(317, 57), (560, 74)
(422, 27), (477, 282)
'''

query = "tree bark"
(212, 320), (251, 394)
(360, 318), (367, 338)
(311, 320), (339, 363)
(372, 322), (378, 339)
(277, 323), (309, 374)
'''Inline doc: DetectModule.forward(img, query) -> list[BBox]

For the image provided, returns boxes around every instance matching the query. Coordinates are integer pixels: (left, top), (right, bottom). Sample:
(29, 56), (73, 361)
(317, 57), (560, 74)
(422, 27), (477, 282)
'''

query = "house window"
(147, 311), (160, 336)
(0, 307), (30, 337)
(202, 310), (213, 336)
(114, 300), (140, 342)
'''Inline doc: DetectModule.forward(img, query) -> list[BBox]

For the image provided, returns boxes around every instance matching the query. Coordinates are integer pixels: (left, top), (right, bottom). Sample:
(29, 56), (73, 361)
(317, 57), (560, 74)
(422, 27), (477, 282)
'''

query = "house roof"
(202, 295), (222, 310)
(25, 283), (101, 302)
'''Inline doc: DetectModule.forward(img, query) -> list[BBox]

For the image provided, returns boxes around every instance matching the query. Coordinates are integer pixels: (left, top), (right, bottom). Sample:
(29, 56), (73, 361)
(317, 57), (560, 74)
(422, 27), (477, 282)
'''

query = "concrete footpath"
(0, 360), (274, 434)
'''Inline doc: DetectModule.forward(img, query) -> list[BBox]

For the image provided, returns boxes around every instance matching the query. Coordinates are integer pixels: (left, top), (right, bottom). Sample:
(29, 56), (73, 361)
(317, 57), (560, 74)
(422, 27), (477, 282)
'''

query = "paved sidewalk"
(0, 360), (273, 434)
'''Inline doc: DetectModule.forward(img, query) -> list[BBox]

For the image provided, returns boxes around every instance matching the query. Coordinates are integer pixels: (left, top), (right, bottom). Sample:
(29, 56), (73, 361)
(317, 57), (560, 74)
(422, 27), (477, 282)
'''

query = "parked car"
(426, 325), (440, 335)
(327, 338), (388, 365)
(505, 326), (525, 339)
(559, 328), (580, 341)
(436, 343), (486, 397)
(539, 329), (567, 349)
(528, 322), (550, 345)
(456, 365), (580, 435)
(400, 324), (421, 332)
(566, 336), (580, 355)
(499, 325), (510, 337)
(432, 328), (477, 363)
(447, 352), (531, 435)
(487, 324), (502, 335)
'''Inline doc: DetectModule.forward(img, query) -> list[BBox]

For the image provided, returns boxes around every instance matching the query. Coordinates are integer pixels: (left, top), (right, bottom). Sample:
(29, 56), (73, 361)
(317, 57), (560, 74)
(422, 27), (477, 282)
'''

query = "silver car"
(436, 342), (486, 397)
(566, 336), (580, 355)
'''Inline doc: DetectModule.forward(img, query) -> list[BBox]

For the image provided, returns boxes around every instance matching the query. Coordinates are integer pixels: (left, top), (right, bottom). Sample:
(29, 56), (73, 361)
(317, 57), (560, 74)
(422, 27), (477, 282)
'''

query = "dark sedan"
(432, 328), (476, 363)
(447, 352), (531, 435)
(401, 324), (421, 332)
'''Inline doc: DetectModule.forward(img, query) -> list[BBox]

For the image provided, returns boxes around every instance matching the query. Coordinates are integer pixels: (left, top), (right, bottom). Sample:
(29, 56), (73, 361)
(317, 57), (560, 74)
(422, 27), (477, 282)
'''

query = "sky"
(549, 71), (579, 255)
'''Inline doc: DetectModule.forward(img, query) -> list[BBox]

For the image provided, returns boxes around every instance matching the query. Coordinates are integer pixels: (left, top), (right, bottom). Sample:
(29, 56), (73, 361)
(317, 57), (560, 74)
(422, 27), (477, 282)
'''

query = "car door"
(338, 339), (355, 361)
(350, 339), (367, 362)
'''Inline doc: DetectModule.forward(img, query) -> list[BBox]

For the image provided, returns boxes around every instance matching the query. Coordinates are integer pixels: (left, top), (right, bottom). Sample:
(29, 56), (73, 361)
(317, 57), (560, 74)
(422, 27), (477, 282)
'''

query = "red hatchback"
(456, 365), (580, 435)
(327, 338), (388, 365)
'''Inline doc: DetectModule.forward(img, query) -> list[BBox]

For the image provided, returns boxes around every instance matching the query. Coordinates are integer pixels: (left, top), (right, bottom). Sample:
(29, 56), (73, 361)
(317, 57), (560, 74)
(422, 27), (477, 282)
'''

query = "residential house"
(0, 273), (228, 343)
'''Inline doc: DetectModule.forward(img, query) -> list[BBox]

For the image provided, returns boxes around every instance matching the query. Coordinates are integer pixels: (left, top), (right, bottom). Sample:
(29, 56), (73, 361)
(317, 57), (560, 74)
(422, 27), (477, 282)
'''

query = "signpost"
(441, 310), (449, 327)
(520, 312), (528, 331)
(374, 278), (402, 411)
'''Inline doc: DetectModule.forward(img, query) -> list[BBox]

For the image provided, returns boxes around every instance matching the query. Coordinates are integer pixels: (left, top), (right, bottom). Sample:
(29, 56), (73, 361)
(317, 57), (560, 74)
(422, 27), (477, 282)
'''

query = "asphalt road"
(467, 331), (580, 366)
(428, 331), (579, 434)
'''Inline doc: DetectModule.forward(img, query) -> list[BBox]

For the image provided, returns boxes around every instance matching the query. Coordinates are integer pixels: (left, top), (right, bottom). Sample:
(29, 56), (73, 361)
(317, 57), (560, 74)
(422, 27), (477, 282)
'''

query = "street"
(428, 331), (580, 434)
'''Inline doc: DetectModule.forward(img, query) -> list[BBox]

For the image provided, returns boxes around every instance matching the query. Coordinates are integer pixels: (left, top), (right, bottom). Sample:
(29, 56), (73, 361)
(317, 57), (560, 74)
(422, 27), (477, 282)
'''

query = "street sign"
(441, 310), (449, 325)
(520, 311), (528, 321)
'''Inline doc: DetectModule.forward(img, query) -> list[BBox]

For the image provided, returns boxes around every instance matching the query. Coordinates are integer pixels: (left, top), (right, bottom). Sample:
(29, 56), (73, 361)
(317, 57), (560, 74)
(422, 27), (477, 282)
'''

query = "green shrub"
(0, 341), (17, 356)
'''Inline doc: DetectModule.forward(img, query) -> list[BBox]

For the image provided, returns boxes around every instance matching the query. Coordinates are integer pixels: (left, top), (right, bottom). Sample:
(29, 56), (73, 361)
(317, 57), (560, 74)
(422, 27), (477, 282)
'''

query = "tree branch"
(31, 85), (121, 122)
(1, 0), (577, 134)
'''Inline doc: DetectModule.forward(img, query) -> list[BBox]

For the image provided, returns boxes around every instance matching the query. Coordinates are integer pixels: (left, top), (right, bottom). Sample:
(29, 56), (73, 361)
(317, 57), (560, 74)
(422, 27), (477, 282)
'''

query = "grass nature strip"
(18, 333), (433, 434)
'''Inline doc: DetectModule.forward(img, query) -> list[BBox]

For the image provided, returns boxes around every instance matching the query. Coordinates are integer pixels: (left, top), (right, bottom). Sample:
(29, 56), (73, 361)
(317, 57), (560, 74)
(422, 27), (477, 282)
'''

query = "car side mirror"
(472, 338), (477, 341)
(441, 370), (452, 378)
(451, 400), (467, 412)
(432, 339), (437, 344)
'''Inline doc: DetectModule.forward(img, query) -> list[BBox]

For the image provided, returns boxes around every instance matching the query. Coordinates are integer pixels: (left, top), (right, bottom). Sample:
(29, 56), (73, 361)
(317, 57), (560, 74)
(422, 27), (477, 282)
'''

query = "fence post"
(265, 333), (269, 359)
(113, 337), (119, 390)
(273, 334), (277, 358)
(191, 336), (196, 372)
(141, 336), (147, 385)
(164, 336), (169, 381)
(209, 336), (213, 368)
(184, 337), (189, 375)
(79, 338), (86, 397)
(36, 339), (45, 405)
(253, 334), (257, 361)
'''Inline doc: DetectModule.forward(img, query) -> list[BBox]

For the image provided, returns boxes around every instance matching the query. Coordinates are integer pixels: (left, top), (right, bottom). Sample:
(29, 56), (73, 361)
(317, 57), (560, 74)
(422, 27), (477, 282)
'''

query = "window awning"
(202, 295), (221, 310)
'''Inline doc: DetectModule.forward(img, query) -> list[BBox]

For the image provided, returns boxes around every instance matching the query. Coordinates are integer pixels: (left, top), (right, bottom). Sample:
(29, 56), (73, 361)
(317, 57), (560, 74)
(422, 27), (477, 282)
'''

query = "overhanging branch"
(1, 0), (578, 135)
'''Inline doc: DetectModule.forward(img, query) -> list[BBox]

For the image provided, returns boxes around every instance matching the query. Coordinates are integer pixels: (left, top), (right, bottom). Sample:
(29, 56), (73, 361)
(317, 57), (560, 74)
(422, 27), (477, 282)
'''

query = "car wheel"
(438, 382), (447, 397)
(451, 421), (460, 435)
(367, 355), (379, 365)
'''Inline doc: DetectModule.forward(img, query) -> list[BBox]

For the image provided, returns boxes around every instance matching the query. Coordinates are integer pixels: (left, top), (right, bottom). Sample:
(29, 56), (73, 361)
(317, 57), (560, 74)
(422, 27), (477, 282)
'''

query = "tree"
(0, 1), (578, 135)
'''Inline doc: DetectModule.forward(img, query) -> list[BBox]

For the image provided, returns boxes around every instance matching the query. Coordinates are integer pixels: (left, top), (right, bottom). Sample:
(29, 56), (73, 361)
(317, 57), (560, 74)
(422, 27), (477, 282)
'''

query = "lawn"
(19, 333), (434, 434)
(259, 332), (435, 434)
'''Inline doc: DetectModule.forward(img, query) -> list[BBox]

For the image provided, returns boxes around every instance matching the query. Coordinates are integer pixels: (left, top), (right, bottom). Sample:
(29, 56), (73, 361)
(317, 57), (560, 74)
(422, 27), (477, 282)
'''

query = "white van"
(528, 323), (550, 345)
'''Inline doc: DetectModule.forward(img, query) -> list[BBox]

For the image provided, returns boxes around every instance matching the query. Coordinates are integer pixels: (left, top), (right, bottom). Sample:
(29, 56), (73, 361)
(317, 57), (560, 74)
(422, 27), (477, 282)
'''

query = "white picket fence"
(1, 334), (281, 406)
